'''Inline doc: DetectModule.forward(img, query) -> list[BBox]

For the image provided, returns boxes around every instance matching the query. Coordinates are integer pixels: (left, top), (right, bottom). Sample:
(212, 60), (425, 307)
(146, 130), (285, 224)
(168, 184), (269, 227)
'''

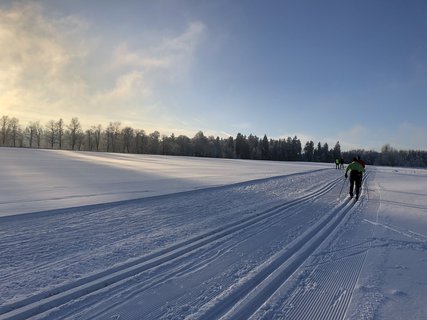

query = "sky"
(1, 0), (426, 151)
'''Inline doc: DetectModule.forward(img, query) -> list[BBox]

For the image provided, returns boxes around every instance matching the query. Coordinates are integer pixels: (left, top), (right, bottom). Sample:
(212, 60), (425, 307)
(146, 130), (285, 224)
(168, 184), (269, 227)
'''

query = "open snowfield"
(1, 148), (426, 319)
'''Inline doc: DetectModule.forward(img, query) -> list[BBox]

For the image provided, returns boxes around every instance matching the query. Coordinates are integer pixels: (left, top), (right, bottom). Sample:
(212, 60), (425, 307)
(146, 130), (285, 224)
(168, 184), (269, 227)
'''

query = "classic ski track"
(285, 254), (365, 320)
(58, 194), (321, 320)
(0, 175), (342, 320)
(274, 172), (373, 320)
(0, 171), (328, 285)
(260, 172), (373, 320)
(189, 172), (371, 320)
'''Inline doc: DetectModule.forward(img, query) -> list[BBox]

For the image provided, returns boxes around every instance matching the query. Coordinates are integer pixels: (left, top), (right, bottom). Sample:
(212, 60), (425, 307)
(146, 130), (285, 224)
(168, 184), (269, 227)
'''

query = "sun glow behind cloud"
(0, 3), (206, 134)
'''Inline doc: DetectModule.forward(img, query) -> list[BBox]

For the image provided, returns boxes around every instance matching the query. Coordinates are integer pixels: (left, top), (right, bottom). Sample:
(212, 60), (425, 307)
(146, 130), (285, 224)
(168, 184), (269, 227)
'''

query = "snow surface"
(0, 148), (426, 319)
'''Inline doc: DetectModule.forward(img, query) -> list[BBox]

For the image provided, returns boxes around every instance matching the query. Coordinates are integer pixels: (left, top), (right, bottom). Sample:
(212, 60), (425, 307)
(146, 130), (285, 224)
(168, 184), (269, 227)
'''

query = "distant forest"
(1, 115), (426, 167)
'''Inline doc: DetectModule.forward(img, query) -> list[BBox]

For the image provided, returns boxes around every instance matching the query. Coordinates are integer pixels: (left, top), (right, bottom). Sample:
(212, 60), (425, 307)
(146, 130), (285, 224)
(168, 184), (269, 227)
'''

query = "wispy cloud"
(0, 3), (206, 130)
(112, 21), (206, 80)
(93, 71), (149, 104)
(113, 42), (170, 69)
(0, 3), (90, 120)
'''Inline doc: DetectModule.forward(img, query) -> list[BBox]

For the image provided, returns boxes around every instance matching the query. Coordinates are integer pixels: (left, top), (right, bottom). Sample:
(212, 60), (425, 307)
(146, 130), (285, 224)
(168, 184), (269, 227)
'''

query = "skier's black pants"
(349, 171), (362, 197)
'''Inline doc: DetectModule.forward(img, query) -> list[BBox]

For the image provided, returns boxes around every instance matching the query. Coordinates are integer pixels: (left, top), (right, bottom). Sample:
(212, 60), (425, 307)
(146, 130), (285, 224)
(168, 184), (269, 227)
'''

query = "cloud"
(0, 3), (90, 121)
(0, 3), (206, 130)
(112, 21), (206, 80)
(93, 71), (149, 104)
(0, 4), (88, 87)
(113, 42), (170, 69)
(94, 21), (206, 127)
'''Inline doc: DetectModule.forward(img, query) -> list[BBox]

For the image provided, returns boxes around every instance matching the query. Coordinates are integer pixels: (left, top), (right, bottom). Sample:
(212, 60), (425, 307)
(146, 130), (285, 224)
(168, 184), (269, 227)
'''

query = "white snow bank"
(0, 148), (330, 216)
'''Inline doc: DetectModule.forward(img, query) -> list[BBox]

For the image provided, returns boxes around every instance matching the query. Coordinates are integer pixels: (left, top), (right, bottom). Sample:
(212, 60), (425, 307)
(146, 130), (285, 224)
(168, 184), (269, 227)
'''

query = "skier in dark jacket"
(345, 157), (365, 200)
(356, 155), (366, 168)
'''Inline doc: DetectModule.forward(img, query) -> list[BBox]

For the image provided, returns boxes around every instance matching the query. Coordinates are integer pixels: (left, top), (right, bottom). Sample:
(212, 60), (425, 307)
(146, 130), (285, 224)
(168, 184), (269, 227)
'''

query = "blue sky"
(1, 0), (426, 151)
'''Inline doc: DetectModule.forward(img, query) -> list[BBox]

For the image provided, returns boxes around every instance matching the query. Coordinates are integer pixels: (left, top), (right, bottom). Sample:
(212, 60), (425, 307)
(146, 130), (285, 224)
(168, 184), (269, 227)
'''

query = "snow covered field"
(1, 148), (426, 319)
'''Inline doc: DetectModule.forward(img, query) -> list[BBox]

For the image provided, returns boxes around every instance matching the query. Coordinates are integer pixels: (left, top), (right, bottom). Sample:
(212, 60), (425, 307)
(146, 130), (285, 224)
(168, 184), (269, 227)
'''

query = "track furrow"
(188, 174), (372, 319)
(0, 175), (342, 320)
(271, 172), (372, 320)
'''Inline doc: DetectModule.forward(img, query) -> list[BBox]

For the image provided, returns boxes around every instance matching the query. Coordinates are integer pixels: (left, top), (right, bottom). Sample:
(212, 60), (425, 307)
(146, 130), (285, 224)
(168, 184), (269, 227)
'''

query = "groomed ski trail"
(189, 176), (370, 320)
(0, 171), (340, 320)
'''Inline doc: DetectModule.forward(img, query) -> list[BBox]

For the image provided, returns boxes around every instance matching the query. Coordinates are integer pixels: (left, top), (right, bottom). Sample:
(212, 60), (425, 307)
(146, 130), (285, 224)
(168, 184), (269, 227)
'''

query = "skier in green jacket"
(345, 157), (365, 200)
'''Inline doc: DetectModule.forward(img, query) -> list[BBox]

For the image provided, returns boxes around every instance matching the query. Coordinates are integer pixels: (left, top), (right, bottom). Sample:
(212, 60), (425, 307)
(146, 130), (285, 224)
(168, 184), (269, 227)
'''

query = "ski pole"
(338, 176), (347, 199)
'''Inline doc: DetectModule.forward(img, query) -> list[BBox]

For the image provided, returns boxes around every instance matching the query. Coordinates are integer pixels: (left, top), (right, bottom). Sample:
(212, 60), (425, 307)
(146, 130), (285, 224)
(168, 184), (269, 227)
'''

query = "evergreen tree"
(148, 131), (161, 154)
(192, 131), (209, 157)
(223, 136), (235, 158)
(261, 134), (270, 160)
(333, 141), (341, 160)
(303, 141), (315, 162)
(176, 135), (191, 156)
(321, 142), (330, 162)
(291, 136), (302, 160)
(247, 134), (259, 159)
(235, 133), (250, 159)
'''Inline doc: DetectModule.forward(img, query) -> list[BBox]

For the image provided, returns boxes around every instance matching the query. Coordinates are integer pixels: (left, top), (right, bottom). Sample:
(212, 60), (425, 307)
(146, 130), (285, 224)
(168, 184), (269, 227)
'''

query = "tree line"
(1, 115), (426, 167)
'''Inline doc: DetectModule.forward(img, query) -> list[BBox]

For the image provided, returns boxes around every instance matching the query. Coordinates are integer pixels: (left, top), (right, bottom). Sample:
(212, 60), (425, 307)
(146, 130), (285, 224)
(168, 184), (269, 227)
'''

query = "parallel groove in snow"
(0, 176), (342, 320)
(98, 202), (317, 320)
(283, 254), (365, 320)
(189, 173), (371, 320)
(197, 201), (353, 319)
(268, 173), (372, 320)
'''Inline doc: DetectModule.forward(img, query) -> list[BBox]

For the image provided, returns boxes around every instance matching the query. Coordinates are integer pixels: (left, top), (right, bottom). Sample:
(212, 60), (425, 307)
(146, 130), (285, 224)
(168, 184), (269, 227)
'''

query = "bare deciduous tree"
(45, 120), (56, 149)
(56, 119), (64, 149)
(9, 118), (22, 147)
(68, 117), (82, 150)
(93, 124), (102, 152)
(1, 115), (10, 146)
(122, 126), (134, 153)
